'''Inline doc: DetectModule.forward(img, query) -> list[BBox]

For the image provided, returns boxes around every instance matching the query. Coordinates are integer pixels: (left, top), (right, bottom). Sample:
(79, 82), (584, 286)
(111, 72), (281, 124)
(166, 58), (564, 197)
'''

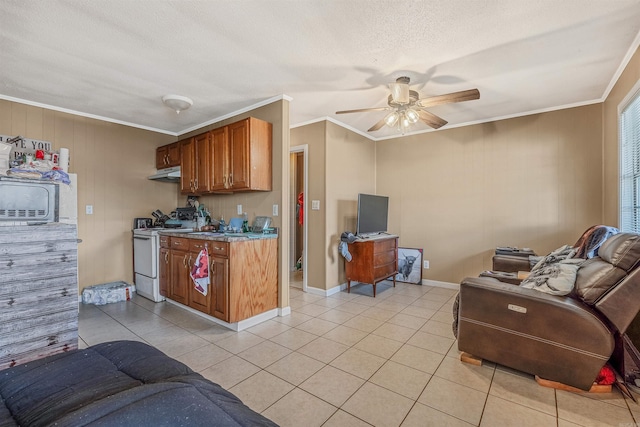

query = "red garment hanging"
(297, 192), (304, 225)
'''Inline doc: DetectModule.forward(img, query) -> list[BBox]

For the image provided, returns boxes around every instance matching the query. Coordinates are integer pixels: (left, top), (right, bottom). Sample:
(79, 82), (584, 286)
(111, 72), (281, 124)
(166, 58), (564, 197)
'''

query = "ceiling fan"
(336, 76), (480, 133)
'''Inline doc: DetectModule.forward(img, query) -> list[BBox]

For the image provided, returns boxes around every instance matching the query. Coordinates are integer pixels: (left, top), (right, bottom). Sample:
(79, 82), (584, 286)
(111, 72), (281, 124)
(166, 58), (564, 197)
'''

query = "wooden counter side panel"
(228, 239), (278, 323)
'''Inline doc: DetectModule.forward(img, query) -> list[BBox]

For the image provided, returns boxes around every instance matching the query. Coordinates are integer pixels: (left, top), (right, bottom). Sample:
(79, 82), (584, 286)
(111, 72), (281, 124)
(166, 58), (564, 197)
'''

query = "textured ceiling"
(1, 0), (640, 140)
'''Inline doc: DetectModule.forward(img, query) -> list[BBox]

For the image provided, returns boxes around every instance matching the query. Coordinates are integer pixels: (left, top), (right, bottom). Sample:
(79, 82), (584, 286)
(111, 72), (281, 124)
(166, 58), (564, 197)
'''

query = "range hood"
(147, 166), (180, 182)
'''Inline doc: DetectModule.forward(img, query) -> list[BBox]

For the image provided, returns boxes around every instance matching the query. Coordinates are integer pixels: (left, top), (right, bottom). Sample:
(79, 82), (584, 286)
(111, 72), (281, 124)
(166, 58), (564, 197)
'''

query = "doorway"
(289, 145), (308, 292)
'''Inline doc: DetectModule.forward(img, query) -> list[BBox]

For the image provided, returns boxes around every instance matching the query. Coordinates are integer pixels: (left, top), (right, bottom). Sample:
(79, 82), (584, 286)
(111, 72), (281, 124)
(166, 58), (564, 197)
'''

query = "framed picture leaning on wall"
(396, 247), (423, 284)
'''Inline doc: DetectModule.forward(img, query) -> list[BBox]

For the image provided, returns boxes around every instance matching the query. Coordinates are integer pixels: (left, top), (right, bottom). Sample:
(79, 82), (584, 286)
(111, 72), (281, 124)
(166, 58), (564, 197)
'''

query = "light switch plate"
(237, 204), (243, 215)
(86, 205), (93, 215)
(312, 200), (320, 210)
(272, 204), (278, 216)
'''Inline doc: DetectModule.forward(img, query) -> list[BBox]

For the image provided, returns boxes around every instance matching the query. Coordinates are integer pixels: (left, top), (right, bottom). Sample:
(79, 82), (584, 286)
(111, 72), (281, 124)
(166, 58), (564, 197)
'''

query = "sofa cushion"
(574, 258), (626, 305)
(598, 233), (640, 271)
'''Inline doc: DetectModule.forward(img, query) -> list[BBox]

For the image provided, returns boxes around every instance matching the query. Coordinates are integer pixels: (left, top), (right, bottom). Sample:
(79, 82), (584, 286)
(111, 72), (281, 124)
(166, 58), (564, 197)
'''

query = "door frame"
(290, 144), (308, 292)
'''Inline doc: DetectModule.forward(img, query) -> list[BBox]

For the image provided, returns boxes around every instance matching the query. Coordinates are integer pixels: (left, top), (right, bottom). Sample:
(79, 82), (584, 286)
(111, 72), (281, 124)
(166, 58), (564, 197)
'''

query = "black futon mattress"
(0, 340), (278, 426)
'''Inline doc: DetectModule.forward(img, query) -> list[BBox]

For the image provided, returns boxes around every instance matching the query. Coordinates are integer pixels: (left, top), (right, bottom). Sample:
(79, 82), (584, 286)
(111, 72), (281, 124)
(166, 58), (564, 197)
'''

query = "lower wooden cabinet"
(169, 247), (189, 305)
(160, 236), (277, 323)
(188, 240), (211, 314)
(210, 255), (229, 321)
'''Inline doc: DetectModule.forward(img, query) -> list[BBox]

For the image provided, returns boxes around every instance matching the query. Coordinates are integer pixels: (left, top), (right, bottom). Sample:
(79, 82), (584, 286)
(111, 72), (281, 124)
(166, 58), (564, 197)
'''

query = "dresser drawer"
(374, 238), (397, 253)
(189, 239), (207, 252)
(170, 237), (190, 249)
(159, 235), (170, 248)
(208, 241), (229, 257)
(374, 262), (397, 280)
(374, 249), (396, 266)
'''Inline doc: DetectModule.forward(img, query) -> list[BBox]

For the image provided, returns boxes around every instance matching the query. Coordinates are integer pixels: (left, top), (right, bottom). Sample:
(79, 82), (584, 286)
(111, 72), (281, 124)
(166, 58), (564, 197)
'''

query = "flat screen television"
(356, 193), (389, 236)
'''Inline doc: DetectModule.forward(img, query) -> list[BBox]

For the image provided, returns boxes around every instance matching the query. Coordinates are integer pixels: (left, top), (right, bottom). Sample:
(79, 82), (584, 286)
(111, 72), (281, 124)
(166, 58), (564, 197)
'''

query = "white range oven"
(133, 227), (192, 302)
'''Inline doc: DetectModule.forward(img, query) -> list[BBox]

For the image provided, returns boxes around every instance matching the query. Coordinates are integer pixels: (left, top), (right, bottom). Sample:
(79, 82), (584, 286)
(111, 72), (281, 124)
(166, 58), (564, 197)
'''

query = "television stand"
(345, 235), (398, 297)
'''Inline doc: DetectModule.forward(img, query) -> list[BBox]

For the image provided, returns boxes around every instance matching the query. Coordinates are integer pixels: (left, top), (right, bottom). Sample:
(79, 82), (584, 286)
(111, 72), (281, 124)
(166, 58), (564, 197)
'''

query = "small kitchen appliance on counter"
(251, 216), (272, 233)
(133, 218), (153, 229)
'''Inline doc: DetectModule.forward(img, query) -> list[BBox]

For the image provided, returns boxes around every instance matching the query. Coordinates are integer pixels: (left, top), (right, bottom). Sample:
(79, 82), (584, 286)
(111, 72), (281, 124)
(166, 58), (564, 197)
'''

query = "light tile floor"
(79, 281), (639, 427)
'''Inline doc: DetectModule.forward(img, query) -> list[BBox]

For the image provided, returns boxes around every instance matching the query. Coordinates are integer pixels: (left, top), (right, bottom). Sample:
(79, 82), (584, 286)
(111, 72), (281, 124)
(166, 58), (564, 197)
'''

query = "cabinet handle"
(194, 178), (198, 190)
(229, 173), (233, 186)
(213, 246), (224, 251)
(183, 254), (188, 268)
(164, 252), (168, 263)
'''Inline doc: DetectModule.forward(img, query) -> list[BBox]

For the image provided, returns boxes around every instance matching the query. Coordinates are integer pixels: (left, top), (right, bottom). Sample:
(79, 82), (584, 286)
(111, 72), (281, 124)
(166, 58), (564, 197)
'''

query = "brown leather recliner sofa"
(457, 232), (640, 390)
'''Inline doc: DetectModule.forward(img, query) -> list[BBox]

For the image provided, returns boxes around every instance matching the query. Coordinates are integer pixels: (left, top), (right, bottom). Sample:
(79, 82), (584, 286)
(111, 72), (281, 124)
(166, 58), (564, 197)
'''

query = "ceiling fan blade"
(418, 110), (448, 129)
(368, 118), (387, 132)
(417, 89), (480, 108)
(336, 107), (391, 114)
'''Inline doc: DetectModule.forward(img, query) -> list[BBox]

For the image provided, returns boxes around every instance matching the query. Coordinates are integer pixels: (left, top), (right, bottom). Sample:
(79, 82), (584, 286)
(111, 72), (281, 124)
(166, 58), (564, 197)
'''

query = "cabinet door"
(194, 132), (211, 193)
(166, 142), (180, 167)
(228, 119), (250, 190)
(210, 256), (229, 321)
(211, 127), (229, 191)
(180, 137), (195, 194)
(188, 240), (211, 314)
(156, 146), (168, 169)
(169, 249), (189, 305)
(159, 247), (170, 297)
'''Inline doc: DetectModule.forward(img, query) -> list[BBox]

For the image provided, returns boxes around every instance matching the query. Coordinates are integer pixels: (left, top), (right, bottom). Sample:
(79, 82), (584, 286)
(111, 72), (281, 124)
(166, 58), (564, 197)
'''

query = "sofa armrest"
(458, 277), (614, 390)
(492, 255), (532, 273)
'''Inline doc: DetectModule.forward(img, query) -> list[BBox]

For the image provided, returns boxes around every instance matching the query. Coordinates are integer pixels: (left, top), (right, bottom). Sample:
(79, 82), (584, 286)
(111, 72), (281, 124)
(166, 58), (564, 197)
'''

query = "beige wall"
(0, 99), (177, 292)
(290, 121), (327, 289)
(325, 121), (376, 287)
(376, 105), (604, 283)
(290, 120), (375, 291)
(603, 46), (640, 226)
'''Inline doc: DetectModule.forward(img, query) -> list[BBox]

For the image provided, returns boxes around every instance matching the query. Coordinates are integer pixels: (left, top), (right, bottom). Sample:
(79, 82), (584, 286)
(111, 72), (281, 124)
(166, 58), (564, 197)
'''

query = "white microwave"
(0, 178), (59, 223)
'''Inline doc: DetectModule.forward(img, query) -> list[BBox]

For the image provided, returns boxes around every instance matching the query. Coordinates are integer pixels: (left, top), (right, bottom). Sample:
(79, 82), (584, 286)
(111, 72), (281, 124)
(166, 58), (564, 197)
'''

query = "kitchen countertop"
(159, 230), (277, 242)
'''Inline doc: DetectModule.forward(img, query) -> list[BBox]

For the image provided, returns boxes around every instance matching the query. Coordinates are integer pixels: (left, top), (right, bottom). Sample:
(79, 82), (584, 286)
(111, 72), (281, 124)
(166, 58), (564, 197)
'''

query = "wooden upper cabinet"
(195, 132), (212, 194)
(214, 117), (272, 192)
(228, 120), (250, 190)
(156, 142), (180, 169)
(168, 117), (271, 194)
(181, 132), (212, 195)
(211, 127), (229, 192)
(180, 137), (195, 194)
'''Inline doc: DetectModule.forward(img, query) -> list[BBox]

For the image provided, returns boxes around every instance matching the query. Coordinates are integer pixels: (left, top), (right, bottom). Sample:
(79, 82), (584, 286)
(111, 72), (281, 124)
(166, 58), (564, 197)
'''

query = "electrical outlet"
(272, 204), (278, 216)
(237, 204), (242, 215)
(312, 200), (320, 210)
(424, 260), (429, 269)
(86, 205), (93, 215)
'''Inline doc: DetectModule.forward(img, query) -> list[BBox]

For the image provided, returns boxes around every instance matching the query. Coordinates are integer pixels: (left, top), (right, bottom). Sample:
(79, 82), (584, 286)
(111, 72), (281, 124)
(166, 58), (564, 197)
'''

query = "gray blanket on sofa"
(0, 341), (278, 427)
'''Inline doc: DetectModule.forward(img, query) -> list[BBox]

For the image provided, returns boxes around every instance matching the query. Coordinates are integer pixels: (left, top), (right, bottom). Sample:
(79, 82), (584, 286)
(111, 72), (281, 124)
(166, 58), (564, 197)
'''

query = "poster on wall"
(0, 135), (52, 161)
(396, 247), (423, 285)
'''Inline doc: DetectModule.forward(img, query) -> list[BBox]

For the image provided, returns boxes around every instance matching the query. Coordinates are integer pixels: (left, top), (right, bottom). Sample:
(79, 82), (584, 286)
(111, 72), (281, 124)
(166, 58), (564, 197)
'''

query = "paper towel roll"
(59, 148), (69, 172)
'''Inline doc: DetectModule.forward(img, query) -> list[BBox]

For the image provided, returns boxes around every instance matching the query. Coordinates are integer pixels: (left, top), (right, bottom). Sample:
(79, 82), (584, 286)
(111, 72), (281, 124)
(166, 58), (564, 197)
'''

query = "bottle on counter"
(242, 212), (249, 233)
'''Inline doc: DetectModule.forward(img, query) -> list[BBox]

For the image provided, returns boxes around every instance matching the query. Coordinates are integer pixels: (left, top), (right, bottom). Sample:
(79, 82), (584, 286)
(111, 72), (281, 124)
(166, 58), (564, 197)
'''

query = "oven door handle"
(133, 236), (151, 240)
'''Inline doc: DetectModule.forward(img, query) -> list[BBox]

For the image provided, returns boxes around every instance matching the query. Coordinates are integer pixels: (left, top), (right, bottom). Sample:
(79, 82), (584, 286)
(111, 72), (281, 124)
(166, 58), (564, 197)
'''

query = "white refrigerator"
(58, 173), (78, 224)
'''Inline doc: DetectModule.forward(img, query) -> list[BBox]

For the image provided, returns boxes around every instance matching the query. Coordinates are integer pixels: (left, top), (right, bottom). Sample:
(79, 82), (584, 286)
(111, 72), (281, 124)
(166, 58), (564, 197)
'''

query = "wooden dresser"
(0, 223), (78, 369)
(345, 235), (398, 297)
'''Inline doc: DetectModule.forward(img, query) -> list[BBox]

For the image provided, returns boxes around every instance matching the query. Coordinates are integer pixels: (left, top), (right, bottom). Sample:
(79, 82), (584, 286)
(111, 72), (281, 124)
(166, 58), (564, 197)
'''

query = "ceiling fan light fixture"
(405, 108), (420, 124)
(162, 94), (193, 114)
(389, 82), (409, 104)
(384, 111), (399, 127)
